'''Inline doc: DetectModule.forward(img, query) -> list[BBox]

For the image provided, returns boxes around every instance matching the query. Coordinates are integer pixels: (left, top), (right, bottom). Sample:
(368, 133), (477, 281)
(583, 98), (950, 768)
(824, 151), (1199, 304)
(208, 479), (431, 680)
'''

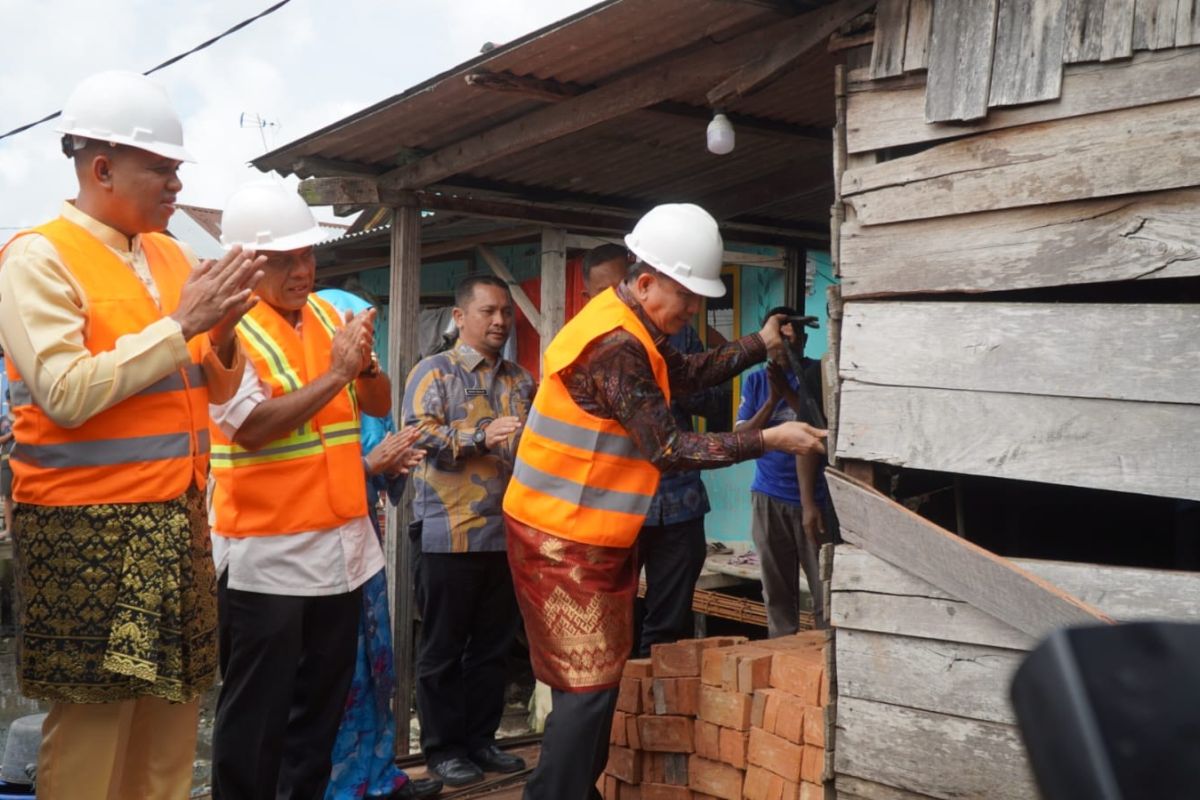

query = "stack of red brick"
(600, 632), (830, 800)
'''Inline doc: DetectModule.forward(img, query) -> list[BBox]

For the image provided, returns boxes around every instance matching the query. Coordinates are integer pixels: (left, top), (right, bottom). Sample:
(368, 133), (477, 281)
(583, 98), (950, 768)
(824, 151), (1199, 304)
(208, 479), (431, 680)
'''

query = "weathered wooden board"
(1133, 0), (1178, 49)
(832, 588), (1039, 649)
(1100, 0), (1136, 59)
(837, 628), (1024, 724)
(871, 0), (911, 78)
(839, 187), (1200, 297)
(924, 0), (999, 122)
(1064, 0), (1108, 61)
(836, 775), (934, 800)
(1177, 0), (1200, 45)
(827, 470), (1112, 643)
(846, 46), (1200, 153)
(844, 95), (1200, 224)
(903, 0), (933, 71)
(989, 0), (1068, 106)
(839, 302), (1200, 405)
(836, 383), (1200, 501)
(835, 697), (1036, 800)
(834, 545), (1200, 623)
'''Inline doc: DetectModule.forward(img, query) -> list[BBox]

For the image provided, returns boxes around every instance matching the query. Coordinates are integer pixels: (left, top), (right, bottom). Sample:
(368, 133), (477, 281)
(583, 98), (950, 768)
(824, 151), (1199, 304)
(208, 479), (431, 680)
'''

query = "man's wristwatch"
(359, 351), (380, 379)
(472, 425), (489, 453)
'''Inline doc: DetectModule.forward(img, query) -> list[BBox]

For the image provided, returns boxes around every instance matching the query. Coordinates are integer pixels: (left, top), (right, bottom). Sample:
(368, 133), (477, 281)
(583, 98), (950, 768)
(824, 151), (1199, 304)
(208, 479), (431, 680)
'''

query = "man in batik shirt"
(503, 204), (826, 800)
(404, 275), (535, 788)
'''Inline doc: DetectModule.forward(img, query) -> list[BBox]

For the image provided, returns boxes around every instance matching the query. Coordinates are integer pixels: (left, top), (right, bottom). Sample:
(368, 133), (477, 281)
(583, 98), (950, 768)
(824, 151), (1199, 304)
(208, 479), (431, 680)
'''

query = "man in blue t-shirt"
(736, 307), (828, 635)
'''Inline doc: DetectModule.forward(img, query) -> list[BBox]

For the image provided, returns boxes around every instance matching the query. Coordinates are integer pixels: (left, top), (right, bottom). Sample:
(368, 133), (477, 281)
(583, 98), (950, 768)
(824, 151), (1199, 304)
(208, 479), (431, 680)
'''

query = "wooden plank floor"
(402, 743), (540, 798)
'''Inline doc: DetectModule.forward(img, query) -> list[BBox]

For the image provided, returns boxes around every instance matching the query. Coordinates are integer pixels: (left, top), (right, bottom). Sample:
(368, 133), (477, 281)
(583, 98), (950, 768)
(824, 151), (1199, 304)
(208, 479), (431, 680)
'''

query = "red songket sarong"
(505, 514), (638, 691)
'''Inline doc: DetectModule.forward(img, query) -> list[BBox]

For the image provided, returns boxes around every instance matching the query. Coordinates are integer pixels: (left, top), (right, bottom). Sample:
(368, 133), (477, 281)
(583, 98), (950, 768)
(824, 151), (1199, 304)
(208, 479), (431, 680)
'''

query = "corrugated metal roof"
(253, 0), (841, 236)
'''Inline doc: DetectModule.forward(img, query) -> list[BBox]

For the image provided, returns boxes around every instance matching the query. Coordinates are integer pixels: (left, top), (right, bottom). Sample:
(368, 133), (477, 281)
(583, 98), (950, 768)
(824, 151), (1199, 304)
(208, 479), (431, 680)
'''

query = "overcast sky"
(0, 0), (598, 235)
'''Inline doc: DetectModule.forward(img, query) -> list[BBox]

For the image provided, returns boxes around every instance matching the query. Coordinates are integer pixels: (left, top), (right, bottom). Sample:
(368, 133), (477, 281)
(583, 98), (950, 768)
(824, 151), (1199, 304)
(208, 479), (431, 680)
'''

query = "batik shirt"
(403, 342), (535, 553)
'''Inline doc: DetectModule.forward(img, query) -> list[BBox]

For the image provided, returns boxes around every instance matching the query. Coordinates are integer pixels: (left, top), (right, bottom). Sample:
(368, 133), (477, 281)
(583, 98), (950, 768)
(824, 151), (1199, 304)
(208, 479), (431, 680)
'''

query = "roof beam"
(464, 70), (830, 142)
(707, 0), (877, 107)
(377, 5), (853, 192)
(701, 163), (832, 221)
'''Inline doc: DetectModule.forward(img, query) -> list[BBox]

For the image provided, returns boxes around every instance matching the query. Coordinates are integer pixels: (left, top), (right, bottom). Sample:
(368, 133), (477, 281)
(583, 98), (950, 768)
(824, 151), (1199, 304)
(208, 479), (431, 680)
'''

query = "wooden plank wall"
(866, 0), (1200, 122)
(834, 2), (1200, 501)
(831, 545), (1200, 799)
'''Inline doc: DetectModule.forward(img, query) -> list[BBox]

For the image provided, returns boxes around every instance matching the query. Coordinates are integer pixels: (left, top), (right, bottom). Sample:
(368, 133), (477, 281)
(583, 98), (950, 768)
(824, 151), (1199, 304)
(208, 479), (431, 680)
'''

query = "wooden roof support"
(376, 2), (863, 192)
(476, 245), (543, 330)
(706, 0), (877, 107)
(825, 469), (1114, 642)
(464, 70), (831, 143)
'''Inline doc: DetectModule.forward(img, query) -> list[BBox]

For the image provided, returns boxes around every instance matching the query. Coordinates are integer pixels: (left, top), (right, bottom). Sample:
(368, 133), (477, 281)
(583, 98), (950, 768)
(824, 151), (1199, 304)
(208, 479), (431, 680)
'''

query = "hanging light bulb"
(706, 111), (735, 155)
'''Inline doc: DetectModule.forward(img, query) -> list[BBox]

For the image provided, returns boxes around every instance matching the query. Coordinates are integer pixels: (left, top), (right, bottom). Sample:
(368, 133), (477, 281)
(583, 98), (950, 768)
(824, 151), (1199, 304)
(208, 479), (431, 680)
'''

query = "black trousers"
(415, 551), (520, 767)
(635, 517), (707, 658)
(523, 687), (618, 800)
(211, 574), (361, 800)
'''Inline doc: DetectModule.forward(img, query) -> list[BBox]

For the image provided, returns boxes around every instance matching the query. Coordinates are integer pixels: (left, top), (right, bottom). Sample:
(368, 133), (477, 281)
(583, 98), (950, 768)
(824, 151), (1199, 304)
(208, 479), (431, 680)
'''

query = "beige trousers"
(37, 696), (200, 800)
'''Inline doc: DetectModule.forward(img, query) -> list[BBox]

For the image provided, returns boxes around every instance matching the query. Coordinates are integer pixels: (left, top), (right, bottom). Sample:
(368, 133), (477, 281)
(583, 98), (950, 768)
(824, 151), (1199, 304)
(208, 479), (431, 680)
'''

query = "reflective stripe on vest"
(14, 429), (210, 468)
(0, 219), (211, 506)
(209, 294), (366, 536)
(502, 288), (668, 548)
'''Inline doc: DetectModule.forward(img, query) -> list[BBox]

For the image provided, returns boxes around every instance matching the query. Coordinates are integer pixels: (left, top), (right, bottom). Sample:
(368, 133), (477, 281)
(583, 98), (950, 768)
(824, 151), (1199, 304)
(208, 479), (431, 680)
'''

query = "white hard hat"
(624, 203), (726, 298)
(220, 182), (327, 252)
(56, 70), (195, 162)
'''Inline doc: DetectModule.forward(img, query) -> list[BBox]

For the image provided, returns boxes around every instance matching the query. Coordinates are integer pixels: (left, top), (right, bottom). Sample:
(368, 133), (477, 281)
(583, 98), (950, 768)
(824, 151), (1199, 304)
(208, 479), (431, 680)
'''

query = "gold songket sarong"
(13, 487), (218, 703)
(505, 514), (638, 691)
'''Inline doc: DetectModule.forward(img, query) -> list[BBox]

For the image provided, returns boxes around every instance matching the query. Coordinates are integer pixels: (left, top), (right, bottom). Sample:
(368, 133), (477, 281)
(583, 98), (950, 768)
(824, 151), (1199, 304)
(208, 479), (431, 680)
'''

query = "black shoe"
(429, 756), (484, 787)
(468, 744), (526, 774)
(390, 776), (443, 799)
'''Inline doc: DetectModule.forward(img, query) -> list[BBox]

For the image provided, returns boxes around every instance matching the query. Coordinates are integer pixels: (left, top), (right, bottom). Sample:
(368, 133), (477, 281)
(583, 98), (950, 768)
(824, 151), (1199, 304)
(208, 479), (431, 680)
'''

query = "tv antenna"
(239, 112), (280, 153)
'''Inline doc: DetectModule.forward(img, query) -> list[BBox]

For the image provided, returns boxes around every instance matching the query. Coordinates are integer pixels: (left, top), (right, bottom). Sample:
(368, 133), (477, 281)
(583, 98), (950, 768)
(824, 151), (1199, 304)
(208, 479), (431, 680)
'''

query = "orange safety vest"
(503, 288), (670, 548)
(209, 294), (366, 536)
(1, 217), (210, 505)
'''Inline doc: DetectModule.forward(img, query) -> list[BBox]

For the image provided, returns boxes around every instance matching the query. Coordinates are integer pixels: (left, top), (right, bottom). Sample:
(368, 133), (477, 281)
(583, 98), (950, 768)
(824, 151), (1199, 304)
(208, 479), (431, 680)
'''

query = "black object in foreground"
(1010, 622), (1200, 800)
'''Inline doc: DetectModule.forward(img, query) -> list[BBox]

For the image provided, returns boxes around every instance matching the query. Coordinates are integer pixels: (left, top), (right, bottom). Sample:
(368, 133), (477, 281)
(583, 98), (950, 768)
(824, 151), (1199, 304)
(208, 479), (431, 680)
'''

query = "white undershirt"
(208, 359), (384, 596)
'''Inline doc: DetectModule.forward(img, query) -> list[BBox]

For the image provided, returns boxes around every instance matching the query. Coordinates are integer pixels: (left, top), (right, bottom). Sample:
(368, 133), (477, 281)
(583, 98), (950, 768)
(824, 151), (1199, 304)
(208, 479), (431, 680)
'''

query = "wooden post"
(539, 227), (567, 361)
(387, 199), (421, 755)
(828, 63), (848, 468)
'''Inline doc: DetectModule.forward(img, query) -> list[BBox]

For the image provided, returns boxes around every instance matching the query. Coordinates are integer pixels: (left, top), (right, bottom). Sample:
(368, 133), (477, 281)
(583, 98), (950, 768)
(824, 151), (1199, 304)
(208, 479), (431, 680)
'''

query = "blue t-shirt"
(736, 363), (828, 507)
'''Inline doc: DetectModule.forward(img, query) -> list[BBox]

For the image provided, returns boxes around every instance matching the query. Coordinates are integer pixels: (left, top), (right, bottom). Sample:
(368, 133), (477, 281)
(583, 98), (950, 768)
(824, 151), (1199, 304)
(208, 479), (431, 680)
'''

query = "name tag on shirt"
(465, 388), (488, 396)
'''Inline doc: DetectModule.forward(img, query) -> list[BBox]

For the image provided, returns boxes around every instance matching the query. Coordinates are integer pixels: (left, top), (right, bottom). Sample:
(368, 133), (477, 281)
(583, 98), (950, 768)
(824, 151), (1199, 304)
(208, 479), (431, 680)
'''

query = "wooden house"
(827, 1), (1200, 798)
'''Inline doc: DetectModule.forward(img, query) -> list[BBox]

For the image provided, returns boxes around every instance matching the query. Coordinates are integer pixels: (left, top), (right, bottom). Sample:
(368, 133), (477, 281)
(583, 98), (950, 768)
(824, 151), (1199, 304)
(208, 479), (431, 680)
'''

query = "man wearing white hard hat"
(0, 70), (263, 799)
(502, 203), (827, 799)
(206, 182), (397, 799)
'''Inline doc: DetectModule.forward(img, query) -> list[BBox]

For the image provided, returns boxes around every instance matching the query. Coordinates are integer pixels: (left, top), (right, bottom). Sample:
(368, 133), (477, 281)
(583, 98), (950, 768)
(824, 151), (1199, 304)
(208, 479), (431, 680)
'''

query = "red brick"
(617, 676), (644, 714)
(688, 755), (743, 800)
(642, 678), (656, 715)
(639, 784), (692, 800)
(799, 781), (824, 800)
(620, 783), (643, 800)
(737, 651), (775, 694)
(800, 745), (824, 785)
(693, 719), (720, 761)
(802, 706), (825, 748)
(601, 774), (620, 800)
(652, 640), (705, 678)
(612, 710), (629, 746)
(605, 745), (642, 784)
(639, 715), (694, 753)
(768, 651), (823, 706)
(627, 714), (643, 750)
(751, 688), (777, 729)
(717, 727), (749, 769)
(771, 694), (805, 745)
(742, 765), (776, 800)
(701, 647), (726, 686)
(697, 685), (752, 730)
(748, 727), (803, 783)
(653, 677), (701, 716)
(625, 658), (655, 678)
(643, 752), (689, 785)
(756, 632), (826, 651)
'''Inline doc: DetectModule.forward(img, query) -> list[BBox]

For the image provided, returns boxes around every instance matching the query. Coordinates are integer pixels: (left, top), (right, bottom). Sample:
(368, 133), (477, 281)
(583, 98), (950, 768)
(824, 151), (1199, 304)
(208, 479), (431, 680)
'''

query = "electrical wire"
(0, 0), (295, 144)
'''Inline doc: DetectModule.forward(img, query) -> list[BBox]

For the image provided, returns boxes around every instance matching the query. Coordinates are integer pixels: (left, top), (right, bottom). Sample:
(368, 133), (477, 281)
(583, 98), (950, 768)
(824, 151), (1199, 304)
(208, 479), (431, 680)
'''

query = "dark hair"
(582, 244), (629, 283)
(763, 306), (799, 325)
(626, 260), (658, 282)
(454, 274), (510, 308)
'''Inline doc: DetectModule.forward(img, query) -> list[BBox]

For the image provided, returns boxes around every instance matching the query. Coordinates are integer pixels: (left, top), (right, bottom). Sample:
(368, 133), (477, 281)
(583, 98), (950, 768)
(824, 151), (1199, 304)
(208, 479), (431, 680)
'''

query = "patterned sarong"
(13, 488), (218, 703)
(504, 514), (637, 691)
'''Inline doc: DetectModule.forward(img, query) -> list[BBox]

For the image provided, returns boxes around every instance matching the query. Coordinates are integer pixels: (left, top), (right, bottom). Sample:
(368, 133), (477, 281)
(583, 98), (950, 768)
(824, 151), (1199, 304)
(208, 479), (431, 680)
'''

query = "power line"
(0, 0), (295, 144)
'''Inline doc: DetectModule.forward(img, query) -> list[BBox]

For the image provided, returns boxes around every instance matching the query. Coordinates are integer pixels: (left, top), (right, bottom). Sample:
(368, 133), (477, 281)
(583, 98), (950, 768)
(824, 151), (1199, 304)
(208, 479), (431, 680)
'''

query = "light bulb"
(706, 112), (735, 155)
